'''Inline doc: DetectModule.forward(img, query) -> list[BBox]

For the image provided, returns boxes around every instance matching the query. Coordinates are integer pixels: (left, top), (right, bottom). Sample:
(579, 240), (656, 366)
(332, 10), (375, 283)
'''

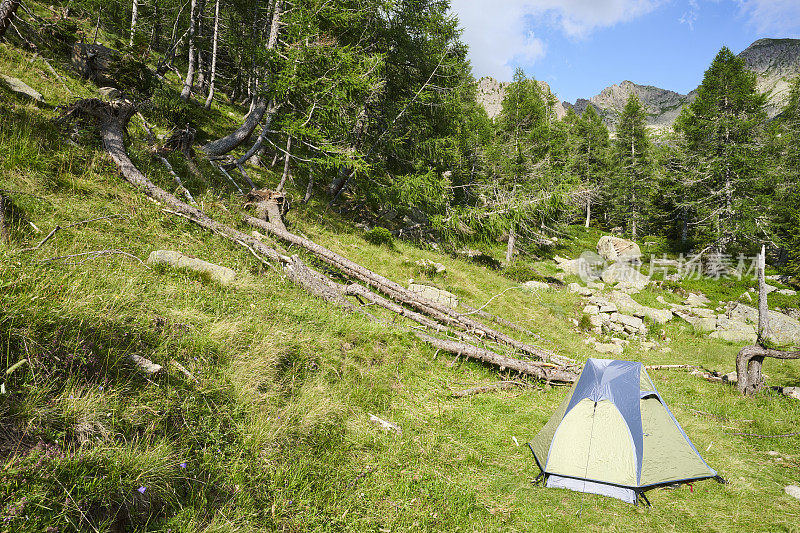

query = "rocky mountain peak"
(476, 76), (567, 120)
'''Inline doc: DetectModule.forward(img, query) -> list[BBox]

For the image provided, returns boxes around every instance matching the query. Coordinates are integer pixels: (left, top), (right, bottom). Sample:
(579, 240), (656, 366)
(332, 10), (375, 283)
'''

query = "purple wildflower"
(137, 486), (146, 494)
(179, 462), (187, 469)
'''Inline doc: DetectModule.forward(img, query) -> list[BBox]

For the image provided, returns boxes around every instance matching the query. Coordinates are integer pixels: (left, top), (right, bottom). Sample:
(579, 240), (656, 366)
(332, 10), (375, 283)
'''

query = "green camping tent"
(529, 358), (723, 505)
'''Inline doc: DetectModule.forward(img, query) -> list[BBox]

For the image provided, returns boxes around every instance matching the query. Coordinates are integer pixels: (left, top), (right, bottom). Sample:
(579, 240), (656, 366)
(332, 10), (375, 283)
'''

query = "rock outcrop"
(408, 283), (459, 308)
(0, 74), (45, 103)
(476, 76), (567, 120)
(600, 262), (650, 291)
(597, 235), (641, 262)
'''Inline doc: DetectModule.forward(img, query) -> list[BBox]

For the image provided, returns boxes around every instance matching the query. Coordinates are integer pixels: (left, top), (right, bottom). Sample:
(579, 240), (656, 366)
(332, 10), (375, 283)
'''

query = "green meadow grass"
(1, 36), (799, 532)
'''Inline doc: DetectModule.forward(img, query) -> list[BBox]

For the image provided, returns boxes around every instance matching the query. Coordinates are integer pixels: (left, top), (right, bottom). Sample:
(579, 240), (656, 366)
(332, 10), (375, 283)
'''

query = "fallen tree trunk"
(416, 332), (578, 383)
(243, 215), (576, 368)
(67, 98), (577, 384)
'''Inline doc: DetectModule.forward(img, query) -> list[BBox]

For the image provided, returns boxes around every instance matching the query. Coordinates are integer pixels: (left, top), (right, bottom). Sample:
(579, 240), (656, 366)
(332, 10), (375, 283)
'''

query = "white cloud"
(738, 0), (800, 35)
(679, 0), (699, 30)
(450, 0), (664, 80)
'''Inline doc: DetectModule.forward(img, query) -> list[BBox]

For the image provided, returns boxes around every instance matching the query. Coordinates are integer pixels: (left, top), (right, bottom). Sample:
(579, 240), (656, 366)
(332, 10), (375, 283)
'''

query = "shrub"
(364, 227), (395, 249)
(578, 314), (593, 331)
(107, 54), (157, 98)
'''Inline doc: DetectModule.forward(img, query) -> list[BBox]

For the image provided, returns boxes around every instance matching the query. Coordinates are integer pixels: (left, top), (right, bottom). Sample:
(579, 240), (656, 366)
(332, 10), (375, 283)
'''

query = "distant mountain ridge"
(475, 38), (800, 132)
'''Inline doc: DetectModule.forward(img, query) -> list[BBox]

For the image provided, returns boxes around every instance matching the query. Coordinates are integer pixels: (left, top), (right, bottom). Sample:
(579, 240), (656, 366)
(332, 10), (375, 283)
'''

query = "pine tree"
(674, 46), (768, 250)
(610, 94), (651, 239)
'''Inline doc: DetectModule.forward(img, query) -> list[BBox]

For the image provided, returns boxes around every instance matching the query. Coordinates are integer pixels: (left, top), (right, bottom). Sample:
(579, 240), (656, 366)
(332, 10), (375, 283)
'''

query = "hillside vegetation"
(1, 2), (799, 532)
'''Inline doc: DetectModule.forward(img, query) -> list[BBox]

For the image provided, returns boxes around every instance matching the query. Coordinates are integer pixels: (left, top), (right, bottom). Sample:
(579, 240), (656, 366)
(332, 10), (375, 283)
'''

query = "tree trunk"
(505, 226), (516, 264)
(203, 0), (220, 110)
(584, 198), (591, 228)
(415, 333), (577, 383)
(303, 175), (314, 203)
(0, 0), (22, 39)
(180, 0), (198, 100)
(757, 245), (770, 345)
(277, 136), (292, 191)
(0, 192), (10, 244)
(200, 1), (283, 156)
(243, 214), (577, 369)
(129, 0), (138, 47)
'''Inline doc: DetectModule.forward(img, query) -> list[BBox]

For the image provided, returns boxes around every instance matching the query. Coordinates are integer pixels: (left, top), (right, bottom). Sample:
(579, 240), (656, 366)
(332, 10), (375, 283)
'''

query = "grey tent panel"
(546, 475), (636, 504)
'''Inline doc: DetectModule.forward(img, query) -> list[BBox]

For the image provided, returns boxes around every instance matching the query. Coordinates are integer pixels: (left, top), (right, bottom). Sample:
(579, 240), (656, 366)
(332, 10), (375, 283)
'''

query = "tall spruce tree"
(772, 75), (800, 272)
(674, 46), (768, 250)
(573, 105), (610, 227)
(611, 94), (651, 239)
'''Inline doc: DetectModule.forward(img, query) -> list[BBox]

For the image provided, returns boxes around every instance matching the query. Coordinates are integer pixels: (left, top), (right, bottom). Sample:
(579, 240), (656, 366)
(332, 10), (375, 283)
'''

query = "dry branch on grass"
(451, 381), (534, 398)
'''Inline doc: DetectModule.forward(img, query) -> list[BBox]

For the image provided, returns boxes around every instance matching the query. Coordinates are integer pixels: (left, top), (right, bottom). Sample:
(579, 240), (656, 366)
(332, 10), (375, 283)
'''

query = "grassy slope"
(1, 35), (799, 532)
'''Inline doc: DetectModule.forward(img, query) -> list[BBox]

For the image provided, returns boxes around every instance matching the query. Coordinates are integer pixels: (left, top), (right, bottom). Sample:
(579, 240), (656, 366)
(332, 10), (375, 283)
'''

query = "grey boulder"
(148, 250), (237, 286)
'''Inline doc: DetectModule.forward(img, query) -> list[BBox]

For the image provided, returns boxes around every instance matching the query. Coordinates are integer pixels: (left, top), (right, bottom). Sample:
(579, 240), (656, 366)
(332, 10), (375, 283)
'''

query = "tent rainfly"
(528, 358), (724, 505)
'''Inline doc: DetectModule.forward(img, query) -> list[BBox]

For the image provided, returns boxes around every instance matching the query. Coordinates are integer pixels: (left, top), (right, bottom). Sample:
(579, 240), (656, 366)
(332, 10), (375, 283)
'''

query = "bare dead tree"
(736, 245), (800, 394)
(180, 0), (199, 100)
(129, 0), (138, 47)
(203, 0), (220, 109)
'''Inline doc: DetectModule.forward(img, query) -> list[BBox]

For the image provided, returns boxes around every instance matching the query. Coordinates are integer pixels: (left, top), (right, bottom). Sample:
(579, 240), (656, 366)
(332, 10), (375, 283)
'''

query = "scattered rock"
(710, 316), (757, 343)
(583, 305), (600, 315)
(768, 450), (780, 456)
(598, 303), (618, 313)
(765, 284), (778, 294)
(128, 353), (162, 375)
(71, 43), (120, 81)
(608, 290), (673, 324)
(148, 250), (237, 285)
(593, 341), (624, 355)
(586, 281), (606, 290)
(609, 312), (645, 331)
(640, 341), (658, 351)
(675, 311), (717, 333)
(727, 303), (800, 347)
(0, 74), (45, 103)
(601, 262), (650, 291)
(568, 283), (593, 296)
(556, 257), (592, 277)
(522, 280), (550, 291)
(369, 413), (401, 435)
(782, 387), (800, 400)
(98, 86), (122, 100)
(684, 292), (711, 307)
(597, 235), (641, 262)
(777, 289), (797, 296)
(785, 485), (800, 501)
(691, 307), (717, 319)
(408, 283), (459, 308)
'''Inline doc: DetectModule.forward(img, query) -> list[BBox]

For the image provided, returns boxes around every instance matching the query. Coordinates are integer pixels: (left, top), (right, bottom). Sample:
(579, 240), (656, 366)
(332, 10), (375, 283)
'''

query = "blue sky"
(449, 0), (800, 103)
